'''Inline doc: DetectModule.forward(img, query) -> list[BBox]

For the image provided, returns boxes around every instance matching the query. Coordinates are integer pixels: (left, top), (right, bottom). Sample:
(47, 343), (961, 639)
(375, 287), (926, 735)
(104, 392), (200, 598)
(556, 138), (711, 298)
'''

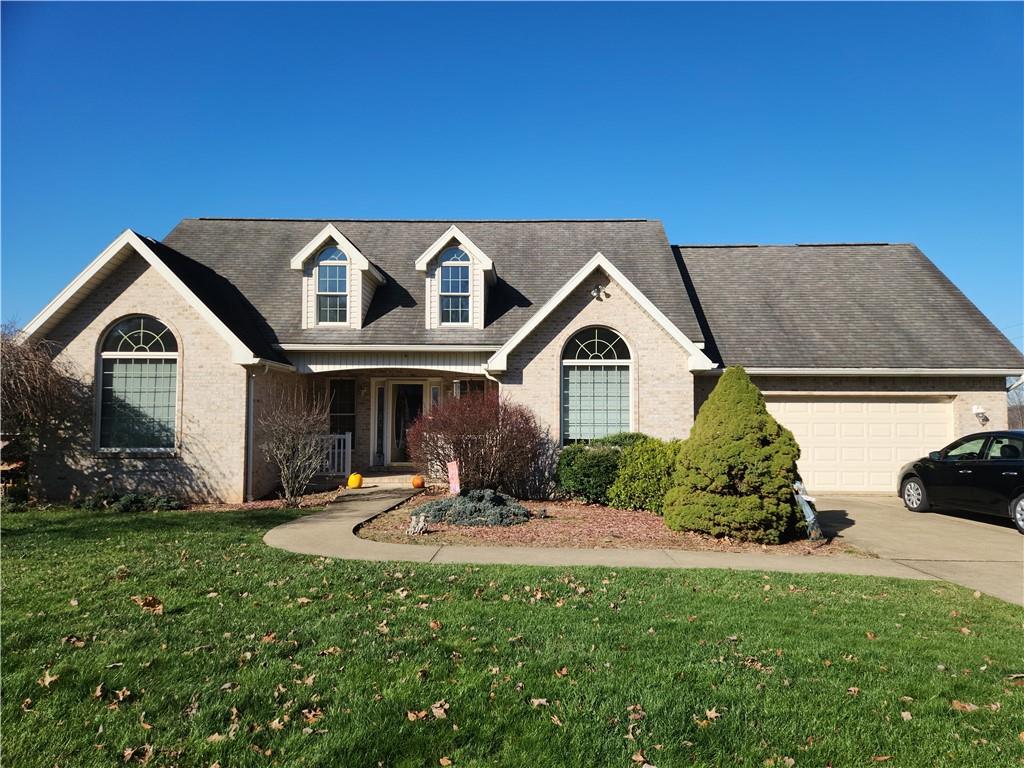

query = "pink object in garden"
(447, 461), (460, 495)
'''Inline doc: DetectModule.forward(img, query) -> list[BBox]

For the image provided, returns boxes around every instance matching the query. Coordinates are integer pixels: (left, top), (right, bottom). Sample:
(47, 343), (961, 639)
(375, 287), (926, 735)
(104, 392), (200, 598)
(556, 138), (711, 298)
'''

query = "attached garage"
(765, 396), (954, 493)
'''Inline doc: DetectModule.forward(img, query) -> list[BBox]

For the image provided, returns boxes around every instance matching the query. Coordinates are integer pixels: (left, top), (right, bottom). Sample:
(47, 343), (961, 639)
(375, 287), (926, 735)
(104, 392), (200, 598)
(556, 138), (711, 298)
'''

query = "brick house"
(22, 218), (1023, 501)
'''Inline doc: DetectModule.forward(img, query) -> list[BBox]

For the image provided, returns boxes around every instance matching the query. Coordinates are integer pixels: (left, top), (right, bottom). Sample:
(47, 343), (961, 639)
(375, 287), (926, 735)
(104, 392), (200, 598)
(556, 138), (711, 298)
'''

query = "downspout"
(244, 369), (257, 502)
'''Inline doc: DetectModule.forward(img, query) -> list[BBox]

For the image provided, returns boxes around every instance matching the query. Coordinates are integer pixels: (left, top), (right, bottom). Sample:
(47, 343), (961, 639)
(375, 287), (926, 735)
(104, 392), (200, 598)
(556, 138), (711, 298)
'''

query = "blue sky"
(3, 2), (1022, 348)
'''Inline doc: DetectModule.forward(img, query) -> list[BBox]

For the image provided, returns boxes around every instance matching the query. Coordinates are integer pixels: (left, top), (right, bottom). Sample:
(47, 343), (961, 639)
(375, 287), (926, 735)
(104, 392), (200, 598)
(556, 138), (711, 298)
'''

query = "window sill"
(94, 448), (179, 459)
(316, 322), (350, 327)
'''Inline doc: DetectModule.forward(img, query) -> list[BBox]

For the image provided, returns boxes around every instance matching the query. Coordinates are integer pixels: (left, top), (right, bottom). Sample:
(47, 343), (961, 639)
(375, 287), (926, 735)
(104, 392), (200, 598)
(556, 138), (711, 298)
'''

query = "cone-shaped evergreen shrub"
(663, 366), (801, 543)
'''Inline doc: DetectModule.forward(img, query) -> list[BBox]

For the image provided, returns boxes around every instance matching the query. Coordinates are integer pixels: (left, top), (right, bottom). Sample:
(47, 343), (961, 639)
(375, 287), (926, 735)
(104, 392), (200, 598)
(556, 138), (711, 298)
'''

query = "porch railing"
(318, 432), (352, 477)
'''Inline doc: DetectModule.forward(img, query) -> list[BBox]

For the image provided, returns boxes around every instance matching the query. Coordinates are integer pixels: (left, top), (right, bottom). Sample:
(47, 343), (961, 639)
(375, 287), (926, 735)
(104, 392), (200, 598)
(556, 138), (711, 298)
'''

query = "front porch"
(314, 369), (494, 476)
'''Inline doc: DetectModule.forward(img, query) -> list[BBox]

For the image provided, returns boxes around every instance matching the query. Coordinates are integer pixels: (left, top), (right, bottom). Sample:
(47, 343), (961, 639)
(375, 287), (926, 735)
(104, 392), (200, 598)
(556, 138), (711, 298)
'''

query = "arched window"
(99, 316), (178, 449)
(316, 245), (348, 324)
(439, 246), (470, 324)
(561, 327), (631, 443)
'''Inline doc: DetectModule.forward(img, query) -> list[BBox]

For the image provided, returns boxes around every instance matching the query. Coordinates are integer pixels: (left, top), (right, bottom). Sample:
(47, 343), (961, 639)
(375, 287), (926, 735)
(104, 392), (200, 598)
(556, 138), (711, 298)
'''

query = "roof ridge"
(190, 217), (655, 223)
(674, 242), (908, 248)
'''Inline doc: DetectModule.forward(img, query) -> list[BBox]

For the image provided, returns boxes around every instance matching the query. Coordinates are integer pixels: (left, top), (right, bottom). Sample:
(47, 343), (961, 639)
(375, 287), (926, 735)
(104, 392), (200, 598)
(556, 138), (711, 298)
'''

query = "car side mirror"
(928, 451), (942, 461)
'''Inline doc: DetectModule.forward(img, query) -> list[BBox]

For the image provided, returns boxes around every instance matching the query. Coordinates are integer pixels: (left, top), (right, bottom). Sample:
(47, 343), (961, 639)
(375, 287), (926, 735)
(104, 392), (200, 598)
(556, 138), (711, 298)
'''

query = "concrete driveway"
(815, 494), (1024, 606)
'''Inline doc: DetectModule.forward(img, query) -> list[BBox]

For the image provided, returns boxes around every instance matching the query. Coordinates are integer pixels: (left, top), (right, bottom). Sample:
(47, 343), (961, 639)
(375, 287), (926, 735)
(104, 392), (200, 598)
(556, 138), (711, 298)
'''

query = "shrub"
(555, 443), (622, 504)
(663, 366), (801, 543)
(591, 432), (649, 450)
(407, 392), (557, 499)
(418, 489), (529, 527)
(75, 490), (184, 514)
(258, 381), (332, 507)
(607, 437), (682, 514)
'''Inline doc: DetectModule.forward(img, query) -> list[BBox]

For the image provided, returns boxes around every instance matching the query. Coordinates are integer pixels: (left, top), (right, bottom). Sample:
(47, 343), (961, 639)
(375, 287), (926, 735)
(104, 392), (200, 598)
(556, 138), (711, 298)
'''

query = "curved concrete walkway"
(263, 488), (933, 581)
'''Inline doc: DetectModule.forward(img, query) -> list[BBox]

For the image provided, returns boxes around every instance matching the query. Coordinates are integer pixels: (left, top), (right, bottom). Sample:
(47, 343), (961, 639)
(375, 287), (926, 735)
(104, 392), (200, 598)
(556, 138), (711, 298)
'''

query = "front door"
(391, 383), (424, 463)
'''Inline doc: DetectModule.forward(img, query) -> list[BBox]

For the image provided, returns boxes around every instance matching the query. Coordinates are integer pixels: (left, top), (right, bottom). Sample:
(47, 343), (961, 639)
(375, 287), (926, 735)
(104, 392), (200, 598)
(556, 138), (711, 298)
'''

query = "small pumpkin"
(411, 474), (425, 489)
(347, 473), (364, 489)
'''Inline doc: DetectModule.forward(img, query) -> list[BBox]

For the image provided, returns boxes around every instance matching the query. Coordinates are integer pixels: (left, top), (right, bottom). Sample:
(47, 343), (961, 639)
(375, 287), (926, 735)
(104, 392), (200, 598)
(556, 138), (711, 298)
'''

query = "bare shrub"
(1, 324), (91, 497)
(258, 381), (331, 506)
(407, 391), (557, 498)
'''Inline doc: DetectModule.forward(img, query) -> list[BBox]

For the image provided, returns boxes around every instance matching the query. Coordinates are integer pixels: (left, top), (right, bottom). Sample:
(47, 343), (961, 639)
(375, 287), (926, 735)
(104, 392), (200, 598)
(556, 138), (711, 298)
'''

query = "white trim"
(701, 367), (1024, 377)
(486, 252), (716, 373)
(762, 391), (958, 399)
(414, 225), (494, 277)
(288, 223), (384, 282)
(23, 229), (260, 365)
(277, 343), (499, 353)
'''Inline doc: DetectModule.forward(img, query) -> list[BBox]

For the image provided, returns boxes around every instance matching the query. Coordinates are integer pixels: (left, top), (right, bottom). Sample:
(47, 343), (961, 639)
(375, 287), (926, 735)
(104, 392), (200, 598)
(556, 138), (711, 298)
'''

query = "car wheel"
(901, 477), (929, 512)
(1012, 494), (1024, 535)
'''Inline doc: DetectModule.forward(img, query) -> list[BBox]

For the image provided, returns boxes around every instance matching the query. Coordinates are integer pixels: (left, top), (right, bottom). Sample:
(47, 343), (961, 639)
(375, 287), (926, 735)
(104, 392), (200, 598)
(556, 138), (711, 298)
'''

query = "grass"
(2, 505), (1022, 768)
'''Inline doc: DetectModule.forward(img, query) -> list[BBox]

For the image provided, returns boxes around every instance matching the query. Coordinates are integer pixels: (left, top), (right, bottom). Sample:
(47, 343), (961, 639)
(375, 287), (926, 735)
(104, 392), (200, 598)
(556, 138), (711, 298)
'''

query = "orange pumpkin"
(347, 473), (363, 489)
(411, 474), (425, 489)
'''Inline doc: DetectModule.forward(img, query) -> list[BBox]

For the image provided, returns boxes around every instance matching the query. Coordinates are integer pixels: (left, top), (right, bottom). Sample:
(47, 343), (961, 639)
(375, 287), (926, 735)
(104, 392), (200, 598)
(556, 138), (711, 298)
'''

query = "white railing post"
(318, 433), (353, 477)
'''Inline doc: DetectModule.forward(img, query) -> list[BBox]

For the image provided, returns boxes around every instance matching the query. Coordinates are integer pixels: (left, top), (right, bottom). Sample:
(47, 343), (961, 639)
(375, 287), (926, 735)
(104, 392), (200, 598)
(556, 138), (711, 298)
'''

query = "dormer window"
(439, 247), (471, 325)
(316, 246), (348, 324)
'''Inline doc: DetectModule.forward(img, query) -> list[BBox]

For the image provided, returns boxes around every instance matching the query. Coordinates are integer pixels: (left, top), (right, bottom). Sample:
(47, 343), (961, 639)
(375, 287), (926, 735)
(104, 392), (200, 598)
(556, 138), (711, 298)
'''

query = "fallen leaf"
(20, 698), (32, 711)
(93, 684), (104, 699)
(550, 714), (563, 726)
(901, 711), (912, 721)
(631, 751), (647, 763)
(872, 757), (893, 763)
(973, 591), (981, 598)
(866, 631), (877, 641)
(130, 595), (164, 615)
(847, 687), (860, 697)
(705, 707), (721, 721)
(439, 759), (452, 767)
(220, 682), (238, 692)
(261, 632), (277, 643)
(318, 646), (342, 656)
(139, 712), (152, 730)
(554, 666), (568, 678)
(62, 634), (87, 648)
(429, 619), (442, 631)
(430, 700), (449, 719)
(36, 670), (59, 688)
(407, 710), (428, 721)
(987, 702), (1001, 712)
(268, 718), (285, 731)
(959, 627), (972, 635)
(951, 700), (979, 712)
(207, 733), (225, 743)
(296, 597), (312, 606)
(69, 598), (79, 606)
(530, 698), (548, 708)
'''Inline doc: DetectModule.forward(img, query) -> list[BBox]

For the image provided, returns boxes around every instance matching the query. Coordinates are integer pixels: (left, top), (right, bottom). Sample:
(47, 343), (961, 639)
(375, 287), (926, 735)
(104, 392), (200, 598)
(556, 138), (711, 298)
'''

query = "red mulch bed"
(189, 489), (340, 512)
(358, 491), (857, 556)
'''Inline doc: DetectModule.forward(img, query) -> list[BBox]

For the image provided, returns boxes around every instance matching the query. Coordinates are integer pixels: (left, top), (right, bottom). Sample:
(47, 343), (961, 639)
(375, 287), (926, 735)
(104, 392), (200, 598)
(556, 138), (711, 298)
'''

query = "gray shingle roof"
(675, 243), (1024, 370)
(160, 218), (703, 349)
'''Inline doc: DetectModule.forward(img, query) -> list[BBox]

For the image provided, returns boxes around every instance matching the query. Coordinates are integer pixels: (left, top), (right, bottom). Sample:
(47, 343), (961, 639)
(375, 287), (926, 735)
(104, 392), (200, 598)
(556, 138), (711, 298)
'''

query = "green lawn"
(2, 506), (1022, 768)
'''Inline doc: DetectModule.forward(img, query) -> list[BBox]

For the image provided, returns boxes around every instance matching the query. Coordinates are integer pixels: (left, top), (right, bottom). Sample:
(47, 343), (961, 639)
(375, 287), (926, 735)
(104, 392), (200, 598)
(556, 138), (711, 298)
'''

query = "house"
(22, 218), (1023, 501)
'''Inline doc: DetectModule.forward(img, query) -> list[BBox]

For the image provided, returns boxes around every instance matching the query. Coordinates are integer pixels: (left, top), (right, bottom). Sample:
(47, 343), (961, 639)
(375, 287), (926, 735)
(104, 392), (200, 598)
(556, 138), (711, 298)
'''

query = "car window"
(944, 437), (987, 461)
(983, 436), (1024, 461)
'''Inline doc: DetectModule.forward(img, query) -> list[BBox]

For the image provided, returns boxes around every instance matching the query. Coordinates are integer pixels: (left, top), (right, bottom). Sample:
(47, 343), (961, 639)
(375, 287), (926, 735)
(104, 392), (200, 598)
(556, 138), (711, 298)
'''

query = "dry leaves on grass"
(36, 670), (59, 688)
(951, 700), (979, 712)
(129, 595), (164, 615)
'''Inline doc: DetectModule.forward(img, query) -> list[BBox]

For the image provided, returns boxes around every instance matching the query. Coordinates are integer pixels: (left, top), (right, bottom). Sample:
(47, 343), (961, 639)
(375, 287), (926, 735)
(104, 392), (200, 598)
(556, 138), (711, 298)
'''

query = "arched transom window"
(316, 245), (348, 324)
(99, 316), (178, 449)
(439, 246), (470, 324)
(561, 327), (631, 443)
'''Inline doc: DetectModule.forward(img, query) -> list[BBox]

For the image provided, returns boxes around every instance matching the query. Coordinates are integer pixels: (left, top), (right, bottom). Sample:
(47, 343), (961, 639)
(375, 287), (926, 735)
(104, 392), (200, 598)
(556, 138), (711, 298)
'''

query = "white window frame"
(559, 327), (634, 445)
(439, 247), (471, 326)
(316, 245), (349, 326)
(95, 316), (181, 454)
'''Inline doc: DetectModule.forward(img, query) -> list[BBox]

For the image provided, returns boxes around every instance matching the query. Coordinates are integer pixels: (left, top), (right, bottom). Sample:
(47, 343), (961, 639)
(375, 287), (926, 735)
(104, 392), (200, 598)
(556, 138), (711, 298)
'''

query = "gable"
(487, 253), (714, 373)
(23, 230), (290, 367)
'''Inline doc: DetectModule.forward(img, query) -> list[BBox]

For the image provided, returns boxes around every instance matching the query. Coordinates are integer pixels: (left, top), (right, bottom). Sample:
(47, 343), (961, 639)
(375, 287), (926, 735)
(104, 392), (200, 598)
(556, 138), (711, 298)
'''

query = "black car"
(898, 430), (1024, 533)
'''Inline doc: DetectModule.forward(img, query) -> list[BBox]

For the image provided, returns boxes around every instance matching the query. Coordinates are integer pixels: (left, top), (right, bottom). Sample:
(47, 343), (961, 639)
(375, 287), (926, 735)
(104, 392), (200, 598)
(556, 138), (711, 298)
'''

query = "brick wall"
(37, 253), (248, 502)
(498, 269), (695, 442)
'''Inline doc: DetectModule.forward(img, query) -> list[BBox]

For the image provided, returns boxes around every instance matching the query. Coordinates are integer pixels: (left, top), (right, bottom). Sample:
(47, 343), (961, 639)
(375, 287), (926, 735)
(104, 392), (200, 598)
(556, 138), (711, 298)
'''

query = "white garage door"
(765, 396), (954, 493)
